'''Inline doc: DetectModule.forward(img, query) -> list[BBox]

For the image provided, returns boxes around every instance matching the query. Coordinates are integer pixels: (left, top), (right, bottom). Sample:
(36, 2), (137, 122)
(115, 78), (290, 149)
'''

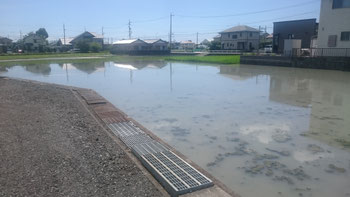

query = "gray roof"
(89, 32), (103, 39)
(143, 39), (168, 44)
(0, 36), (12, 41)
(220, 25), (259, 33)
(71, 31), (103, 43)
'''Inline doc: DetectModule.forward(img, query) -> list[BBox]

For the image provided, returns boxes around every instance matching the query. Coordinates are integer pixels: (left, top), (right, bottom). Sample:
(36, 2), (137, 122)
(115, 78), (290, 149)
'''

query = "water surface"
(1, 60), (350, 197)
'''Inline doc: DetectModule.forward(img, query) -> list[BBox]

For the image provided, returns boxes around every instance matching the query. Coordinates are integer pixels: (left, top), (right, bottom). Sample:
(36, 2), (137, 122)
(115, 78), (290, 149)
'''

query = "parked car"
(264, 45), (272, 53)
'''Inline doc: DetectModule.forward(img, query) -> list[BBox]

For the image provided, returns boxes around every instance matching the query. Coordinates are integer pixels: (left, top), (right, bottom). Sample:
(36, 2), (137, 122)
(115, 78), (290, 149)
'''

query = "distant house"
(265, 34), (273, 43)
(143, 39), (168, 51)
(111, 39), (169, 54)
(0, 36), (12, 45)
(23, 33), (47, 52)
(70, 31), (103, 49)
(273, 19), (318, 53)
(219, 25), (259, 51)
(317, 0), (350, 49)
(213, 35), (221, 42)
(56, 37), (74, 51)
(0, 36), (12, 53)
(179, 40), (196, 50)
(57, 38), (73, 47)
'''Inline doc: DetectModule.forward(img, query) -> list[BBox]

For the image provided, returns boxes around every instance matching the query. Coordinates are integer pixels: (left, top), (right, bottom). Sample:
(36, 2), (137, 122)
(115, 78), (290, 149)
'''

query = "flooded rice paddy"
(1, 60), (350, 197)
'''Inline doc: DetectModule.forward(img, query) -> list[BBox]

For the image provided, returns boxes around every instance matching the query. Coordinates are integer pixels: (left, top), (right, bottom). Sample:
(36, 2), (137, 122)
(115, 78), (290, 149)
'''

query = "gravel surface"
(0, 78), (163, 197)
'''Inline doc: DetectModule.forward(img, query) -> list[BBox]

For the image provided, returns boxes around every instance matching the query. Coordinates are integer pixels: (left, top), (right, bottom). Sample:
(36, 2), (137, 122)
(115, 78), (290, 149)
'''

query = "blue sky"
(0, 0), (320, 42)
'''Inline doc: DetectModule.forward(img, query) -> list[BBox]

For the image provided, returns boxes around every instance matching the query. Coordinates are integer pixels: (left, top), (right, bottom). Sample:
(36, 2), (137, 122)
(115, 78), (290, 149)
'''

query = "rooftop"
(220, 25), (259, 33)
(59, 37), (73, 45)
(113, 39), (138, 44)
(143, 39), (167, 44)
(273, 18), (317, 24)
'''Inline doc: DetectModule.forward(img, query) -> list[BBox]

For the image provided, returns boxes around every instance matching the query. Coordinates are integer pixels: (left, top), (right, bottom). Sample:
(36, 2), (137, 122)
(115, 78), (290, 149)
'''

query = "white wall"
(317, 0), (350, 48)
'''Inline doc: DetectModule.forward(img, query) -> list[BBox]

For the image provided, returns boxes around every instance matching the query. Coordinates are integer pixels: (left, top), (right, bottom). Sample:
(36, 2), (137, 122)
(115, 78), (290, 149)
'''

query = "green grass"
(164, 55), (240, 64)
(0, 52), (109, 60)
(0, 54), (241, 65)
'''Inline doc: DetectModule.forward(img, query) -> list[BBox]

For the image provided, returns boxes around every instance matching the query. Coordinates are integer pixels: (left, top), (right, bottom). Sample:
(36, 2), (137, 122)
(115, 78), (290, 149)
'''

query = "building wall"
(23, 34), (47, 51)
(273, 19), (317, 53)
(317, 0), (350, 48)
(149, 42), (168, 50)
(220, 32), (259, 50)
(180, 43), (196, 49)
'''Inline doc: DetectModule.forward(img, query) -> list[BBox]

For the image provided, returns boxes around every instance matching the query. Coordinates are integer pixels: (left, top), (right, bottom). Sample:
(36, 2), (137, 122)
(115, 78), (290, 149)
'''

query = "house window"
(340, 32), (350, 41)
(249, 32), (253, 37)
(288, 34), (294, 39)
(226, 43), (229, 47)
(232, 35), (237, 39)
(328, 35), (337, 47)
(240, 33), (242, 37)
(333, 0), (350, 8)
(34, 39), (37, 43)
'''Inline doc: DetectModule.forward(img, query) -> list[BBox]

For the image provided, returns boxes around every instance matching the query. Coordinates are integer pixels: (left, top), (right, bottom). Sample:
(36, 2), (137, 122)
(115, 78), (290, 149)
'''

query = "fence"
(288, 48), (350, 57)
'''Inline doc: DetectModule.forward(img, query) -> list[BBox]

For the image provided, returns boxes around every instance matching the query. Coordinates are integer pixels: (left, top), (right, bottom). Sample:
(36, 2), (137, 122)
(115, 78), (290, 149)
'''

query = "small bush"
(77, 41), (90, 53)
(90, 42), (102, 53)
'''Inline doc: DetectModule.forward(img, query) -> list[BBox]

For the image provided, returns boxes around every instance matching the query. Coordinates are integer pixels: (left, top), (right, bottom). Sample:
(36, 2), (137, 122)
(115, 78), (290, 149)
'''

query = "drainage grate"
(106, 121), (213, 196)
(139, 151), (213, 196)
(120, 134), (154, 148)
(108, 122), (145, 137)
(132, 141), (168, 156)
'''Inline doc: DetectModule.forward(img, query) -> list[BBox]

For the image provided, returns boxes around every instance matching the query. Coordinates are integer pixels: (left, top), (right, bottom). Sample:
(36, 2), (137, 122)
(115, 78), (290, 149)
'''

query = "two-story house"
(317, 0), (350, 48)
(219, 25), (259, 51)
(23, 33), (47, 52)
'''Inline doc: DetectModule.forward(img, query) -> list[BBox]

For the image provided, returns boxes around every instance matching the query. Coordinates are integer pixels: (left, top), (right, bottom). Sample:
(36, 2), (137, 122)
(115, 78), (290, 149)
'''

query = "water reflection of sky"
(1, 61), (350, 197)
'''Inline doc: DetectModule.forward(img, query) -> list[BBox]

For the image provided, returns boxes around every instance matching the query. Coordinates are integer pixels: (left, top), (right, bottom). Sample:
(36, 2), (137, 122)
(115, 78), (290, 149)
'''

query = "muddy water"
(1, 61), (350, 197)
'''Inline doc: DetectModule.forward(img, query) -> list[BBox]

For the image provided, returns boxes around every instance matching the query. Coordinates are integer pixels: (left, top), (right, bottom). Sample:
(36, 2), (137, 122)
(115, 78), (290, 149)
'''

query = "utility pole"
(258, 26), (261, 55)
(264, 26), (267, 45)
(128, 20), (132, 39)
(101, 26), (104, 49)
(63, 24), (66, 45)
(169, 13), (173, 50)
(196, 32), (199, 46)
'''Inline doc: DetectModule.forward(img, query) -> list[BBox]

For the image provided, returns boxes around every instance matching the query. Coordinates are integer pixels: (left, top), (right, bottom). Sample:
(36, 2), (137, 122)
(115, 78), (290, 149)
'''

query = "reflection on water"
(1, 60), (350, 197)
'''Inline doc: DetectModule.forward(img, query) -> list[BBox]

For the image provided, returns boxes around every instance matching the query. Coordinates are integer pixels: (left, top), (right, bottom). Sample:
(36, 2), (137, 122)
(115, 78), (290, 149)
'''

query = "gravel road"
(0, 78), (163, 197)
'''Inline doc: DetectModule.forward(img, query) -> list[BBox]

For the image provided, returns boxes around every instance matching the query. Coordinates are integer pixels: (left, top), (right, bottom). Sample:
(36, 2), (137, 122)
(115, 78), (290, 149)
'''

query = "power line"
(176, 0), (319, 18)
(169, 10), (317, 40)
(133, 16), (168, 24)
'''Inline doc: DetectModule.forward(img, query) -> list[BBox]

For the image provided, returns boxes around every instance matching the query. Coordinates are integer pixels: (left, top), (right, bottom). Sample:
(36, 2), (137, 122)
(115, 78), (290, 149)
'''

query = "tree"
(77, 41), (90, 53)
(89, 42), (102, 52)
(36, 28), (48, 39)
(209, 40), (221, 50)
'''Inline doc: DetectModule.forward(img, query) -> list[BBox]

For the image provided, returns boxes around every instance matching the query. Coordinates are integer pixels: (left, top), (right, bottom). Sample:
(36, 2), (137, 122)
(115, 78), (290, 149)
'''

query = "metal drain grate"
(139, 151), (213, 196)
(132, 141), (168, 156)
(108, 122), (145, 137)
(106, 121), (213, 196)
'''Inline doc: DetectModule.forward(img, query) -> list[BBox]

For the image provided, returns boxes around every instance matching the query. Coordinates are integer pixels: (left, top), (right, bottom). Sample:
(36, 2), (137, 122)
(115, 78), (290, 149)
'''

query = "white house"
(219, 25), (259, 51)
(317, 0), (350, 48)
(179, 40), (196, 50)
(111, 39), (169, 54)
(23, 33), (47, 52)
